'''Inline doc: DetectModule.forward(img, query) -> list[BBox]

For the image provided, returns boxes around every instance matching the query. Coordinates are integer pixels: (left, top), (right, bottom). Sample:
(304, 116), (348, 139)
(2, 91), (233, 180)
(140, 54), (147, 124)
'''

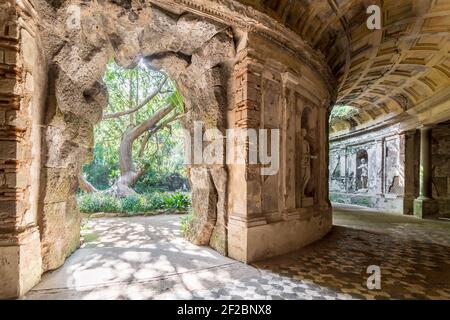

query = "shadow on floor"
(254, 207), (450, 299)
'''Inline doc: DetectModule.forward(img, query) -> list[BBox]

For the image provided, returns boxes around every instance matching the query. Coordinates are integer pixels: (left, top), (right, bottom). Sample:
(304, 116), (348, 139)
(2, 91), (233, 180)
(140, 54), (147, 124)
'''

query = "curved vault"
(223, 0), (450, 135)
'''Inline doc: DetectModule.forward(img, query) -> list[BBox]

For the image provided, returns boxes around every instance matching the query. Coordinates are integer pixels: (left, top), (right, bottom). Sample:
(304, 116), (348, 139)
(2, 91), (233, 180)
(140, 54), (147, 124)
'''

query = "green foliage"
(180, 210), (194, 237)
(82, 60), (188, 192)
(82, 233), (99, 243)
(329, 105), (360, 124)
(77, 192), (191, 215)
(77, 193), (122, 213)
(351, 196), (372, 208)
(329, 193), (347, 204)
(163, 192), (191, 210)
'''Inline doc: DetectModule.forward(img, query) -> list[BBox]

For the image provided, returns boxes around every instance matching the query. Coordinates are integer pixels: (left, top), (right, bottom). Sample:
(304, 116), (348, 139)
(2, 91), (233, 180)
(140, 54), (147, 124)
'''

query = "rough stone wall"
(29, 0), (237, 271)
(329, 124), (408, 213)
(0, 0), (240, 297)
(0, 0), (42, 298)
(431, 124), (450, 217)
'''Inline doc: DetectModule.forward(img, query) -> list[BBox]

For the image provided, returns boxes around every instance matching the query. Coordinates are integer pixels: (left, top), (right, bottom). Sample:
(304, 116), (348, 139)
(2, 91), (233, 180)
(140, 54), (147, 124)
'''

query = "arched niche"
(356, 149), (369, 191)
(295, 103), (318, 207)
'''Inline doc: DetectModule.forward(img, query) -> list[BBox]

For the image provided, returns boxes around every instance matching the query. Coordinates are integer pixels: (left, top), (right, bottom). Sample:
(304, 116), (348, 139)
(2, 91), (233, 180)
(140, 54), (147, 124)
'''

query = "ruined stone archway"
(36, 0), (237, 272)
(1, 0), (335, 298)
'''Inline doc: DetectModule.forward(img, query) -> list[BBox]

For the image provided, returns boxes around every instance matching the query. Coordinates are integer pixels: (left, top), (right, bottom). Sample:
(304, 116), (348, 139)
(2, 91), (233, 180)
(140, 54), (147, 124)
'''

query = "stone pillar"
(403, 130), (417, 215)
(414, 126), (438, 218)
(227, 50), (267, 263)
(375, 139), (384, 195)
(0, 0), (42, 299)
(227, 32), (332, 263)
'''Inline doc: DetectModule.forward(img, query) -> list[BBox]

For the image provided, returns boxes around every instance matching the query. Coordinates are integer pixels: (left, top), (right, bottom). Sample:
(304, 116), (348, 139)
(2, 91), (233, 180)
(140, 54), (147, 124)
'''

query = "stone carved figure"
(357, 158), (368, 189)
(300, 129), (312, 197)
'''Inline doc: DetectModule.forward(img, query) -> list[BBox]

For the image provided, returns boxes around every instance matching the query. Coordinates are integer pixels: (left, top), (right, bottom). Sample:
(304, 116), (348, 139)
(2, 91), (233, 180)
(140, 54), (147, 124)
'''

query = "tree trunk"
(109, 103), (176, 197)
(78, 174), (98, 193)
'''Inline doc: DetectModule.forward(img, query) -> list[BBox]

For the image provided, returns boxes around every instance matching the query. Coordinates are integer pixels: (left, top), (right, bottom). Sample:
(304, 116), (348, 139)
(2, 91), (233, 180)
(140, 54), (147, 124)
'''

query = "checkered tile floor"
(192, 207), (450, 300)
(26, 206), (450, 300)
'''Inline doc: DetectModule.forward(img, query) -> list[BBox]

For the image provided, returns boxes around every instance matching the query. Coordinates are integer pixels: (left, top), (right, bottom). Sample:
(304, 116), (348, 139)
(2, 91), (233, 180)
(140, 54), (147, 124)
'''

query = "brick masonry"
(0, 0), (42, 298)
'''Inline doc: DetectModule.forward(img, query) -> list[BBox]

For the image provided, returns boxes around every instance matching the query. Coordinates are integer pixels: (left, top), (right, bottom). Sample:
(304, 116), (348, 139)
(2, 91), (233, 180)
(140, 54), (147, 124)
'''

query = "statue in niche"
(300, 128), (316, 199)
(357, 157), (368, 190)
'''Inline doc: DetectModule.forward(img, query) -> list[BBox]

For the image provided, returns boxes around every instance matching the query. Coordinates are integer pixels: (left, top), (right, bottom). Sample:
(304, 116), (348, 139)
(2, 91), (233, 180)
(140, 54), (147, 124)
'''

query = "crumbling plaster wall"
(431, 123), (450, 217)
(329, 124), (409, 214)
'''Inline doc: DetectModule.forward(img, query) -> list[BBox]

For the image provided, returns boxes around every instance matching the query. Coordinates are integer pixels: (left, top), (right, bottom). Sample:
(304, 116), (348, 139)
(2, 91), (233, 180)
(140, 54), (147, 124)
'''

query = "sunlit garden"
(77, 61), (191, 217)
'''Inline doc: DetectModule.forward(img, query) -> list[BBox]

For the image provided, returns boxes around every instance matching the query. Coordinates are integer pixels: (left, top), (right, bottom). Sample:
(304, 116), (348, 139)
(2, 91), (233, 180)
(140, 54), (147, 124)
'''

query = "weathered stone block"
(188, 167), (217, 246)
(41, 168), (78, 204)
(40, 201), (67, 271)
(21, 29), (35, 71)
(0, 228), (42, 299)
(64, 196), (81, 256)
(4, 50), (17, 65)
(414, 198), (439, 219)
(0, 141), (17, 159)
(0, 78), (17, 94)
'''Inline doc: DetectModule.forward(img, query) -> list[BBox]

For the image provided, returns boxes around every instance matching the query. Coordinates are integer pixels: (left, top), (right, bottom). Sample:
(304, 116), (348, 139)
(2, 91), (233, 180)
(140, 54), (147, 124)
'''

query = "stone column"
(375, 139), (384, 195)
(403, 130), (417, 215)
(414, 126), (438, 218)
(227, 32), (332, 263)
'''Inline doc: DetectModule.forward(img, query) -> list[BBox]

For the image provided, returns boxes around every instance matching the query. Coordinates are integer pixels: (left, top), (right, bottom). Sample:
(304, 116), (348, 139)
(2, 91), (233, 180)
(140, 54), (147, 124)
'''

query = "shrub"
(77, 193), (122, 213)
(162, 192), (191, 210)
(77, 191), (191, 215)
(180, 210), (194, 237)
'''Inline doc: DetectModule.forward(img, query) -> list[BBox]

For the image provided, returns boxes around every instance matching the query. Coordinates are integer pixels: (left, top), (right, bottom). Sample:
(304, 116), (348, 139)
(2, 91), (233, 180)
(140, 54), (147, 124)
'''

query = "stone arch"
(34, 0), (236, 271)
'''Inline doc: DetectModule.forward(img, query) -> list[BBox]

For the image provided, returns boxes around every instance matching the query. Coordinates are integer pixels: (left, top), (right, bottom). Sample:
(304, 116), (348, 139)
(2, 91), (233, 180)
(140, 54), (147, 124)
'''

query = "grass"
(82, 233), (99, 243)
(77, 191), (191, 215)
(180, 209), (194, 237)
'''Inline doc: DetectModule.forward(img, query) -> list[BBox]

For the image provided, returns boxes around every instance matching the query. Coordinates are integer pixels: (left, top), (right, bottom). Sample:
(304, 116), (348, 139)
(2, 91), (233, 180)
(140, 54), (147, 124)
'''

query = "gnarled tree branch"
(103, 76), (168, 120)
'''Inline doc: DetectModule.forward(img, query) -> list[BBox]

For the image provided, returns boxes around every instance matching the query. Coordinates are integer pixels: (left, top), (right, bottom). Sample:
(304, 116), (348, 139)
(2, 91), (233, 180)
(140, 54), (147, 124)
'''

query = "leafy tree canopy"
(82, 61), (187, 192)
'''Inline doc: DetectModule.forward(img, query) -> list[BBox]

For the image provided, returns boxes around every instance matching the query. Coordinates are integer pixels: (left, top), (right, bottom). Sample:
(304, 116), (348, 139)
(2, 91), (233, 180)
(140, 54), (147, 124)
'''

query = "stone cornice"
(150, 0), (336, 96)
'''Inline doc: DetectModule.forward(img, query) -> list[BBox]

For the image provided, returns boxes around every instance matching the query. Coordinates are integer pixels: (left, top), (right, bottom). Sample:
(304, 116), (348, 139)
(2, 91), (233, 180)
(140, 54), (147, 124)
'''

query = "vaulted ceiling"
(232, 0), (450, 134)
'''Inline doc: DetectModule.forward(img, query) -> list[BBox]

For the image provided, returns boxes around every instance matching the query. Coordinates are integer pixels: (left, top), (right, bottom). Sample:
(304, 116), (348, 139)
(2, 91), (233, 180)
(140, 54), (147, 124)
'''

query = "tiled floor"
(25, 205), (450, 300)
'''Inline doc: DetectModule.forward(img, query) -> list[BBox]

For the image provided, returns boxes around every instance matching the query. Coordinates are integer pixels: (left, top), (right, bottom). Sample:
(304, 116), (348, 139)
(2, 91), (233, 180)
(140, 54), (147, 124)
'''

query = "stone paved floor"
(25, 205), (450, 300)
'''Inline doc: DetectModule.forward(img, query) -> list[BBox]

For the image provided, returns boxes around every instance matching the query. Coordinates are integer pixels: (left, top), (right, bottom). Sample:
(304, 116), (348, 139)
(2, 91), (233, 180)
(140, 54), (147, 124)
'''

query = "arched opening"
(33, 3), (236, 275)
(78, 60), (188, 202)
(75, 59), (195, 253)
